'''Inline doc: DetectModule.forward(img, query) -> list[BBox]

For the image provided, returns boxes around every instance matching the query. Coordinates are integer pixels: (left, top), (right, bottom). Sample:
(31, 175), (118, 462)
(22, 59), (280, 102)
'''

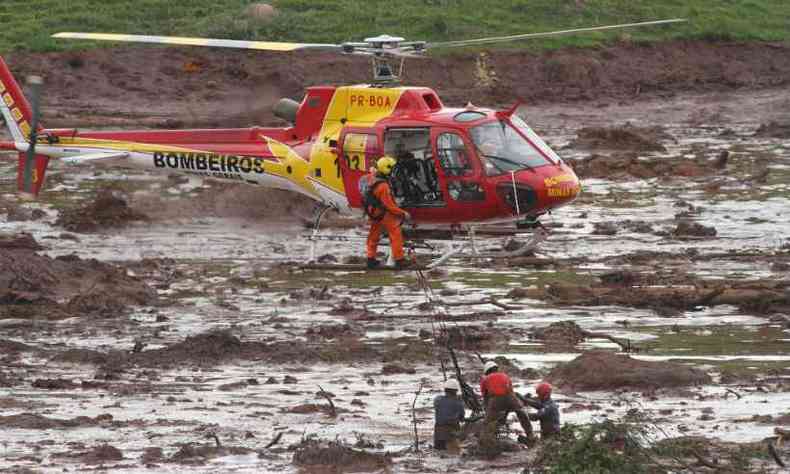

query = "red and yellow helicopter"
(0, 19), (684, 264)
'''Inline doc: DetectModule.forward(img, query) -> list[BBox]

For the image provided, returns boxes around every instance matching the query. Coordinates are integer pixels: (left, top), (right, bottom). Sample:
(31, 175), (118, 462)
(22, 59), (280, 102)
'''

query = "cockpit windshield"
(470, 118), (557, 175)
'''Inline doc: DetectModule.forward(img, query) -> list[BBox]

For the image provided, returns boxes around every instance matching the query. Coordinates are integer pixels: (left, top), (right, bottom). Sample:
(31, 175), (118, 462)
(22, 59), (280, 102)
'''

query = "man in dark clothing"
(434, 379), (465, 452)
(479, 361), (534, 448)
(523, 382), (561, 438)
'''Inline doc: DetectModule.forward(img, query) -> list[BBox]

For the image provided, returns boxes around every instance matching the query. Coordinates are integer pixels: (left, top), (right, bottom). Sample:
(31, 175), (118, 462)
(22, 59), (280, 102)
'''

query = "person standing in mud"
(479, 361), (535, 446)
(433, 379), (465, 453)
(523, 382), (561, 438)
(364, 156), (411, 270)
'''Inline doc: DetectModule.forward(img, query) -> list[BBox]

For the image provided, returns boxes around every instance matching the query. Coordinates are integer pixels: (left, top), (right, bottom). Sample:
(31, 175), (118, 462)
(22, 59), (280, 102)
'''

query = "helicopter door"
(383, 127), (444, 207)
(337, 130), (382, 208)
(433, 130), (486, 202)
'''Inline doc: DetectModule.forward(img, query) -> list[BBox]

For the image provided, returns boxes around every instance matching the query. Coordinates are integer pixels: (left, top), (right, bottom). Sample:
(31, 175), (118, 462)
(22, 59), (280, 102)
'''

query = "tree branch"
(317, 384), (336, 417)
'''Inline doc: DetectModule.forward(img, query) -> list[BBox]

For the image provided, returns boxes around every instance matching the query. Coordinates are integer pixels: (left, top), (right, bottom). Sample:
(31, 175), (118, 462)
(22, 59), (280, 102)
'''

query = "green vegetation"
(1, 0), (789, 53)
(639, 324), (790, 357)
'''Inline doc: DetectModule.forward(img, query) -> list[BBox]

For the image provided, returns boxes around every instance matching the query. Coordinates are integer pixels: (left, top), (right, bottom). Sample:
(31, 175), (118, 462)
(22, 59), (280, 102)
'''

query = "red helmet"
(536, 382), (552, 398)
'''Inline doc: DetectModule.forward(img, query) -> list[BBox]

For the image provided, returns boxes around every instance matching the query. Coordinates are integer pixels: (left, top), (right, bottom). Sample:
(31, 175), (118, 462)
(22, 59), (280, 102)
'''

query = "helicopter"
(0, 19), (685, 266)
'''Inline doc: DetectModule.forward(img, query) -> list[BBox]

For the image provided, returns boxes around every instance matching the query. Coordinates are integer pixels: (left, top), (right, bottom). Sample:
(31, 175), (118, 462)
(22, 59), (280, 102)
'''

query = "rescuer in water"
(433, 379), (465, 453)
(523, 382), (561, 438)
(364, 156), (411, 269)
(479, 361), (535, 447)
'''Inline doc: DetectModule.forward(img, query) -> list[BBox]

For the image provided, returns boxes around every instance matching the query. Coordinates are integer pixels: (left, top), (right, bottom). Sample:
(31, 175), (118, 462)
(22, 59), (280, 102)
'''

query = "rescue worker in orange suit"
(365, 156), (411, 269)
(479, 361), (535, 447)
(523, 382), (561, 438)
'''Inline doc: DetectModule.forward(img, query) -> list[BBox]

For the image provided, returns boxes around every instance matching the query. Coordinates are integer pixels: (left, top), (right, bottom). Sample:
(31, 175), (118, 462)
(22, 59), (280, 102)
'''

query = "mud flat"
(1, 53), (790, 472)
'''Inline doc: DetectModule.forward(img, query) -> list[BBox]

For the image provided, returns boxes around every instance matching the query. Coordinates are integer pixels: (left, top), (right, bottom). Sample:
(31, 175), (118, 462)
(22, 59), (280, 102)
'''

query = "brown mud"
(1, 41), (789, 129)
(292, 438), (391, 473)
(1, 40), (789, 473)
(571, 125), (672, 152)
(55, 188), (149, 233)
(509, 271), (790, 316)
(0, 233), (156, 319)
(548, 350), (712, 391)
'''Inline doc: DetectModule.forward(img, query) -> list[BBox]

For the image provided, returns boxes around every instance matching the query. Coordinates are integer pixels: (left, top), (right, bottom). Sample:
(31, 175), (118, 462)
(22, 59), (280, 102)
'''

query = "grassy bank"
(1, 0), (789, 53)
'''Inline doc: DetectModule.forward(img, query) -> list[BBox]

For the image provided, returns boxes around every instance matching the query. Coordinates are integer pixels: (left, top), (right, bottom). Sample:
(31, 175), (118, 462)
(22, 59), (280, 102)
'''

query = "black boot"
(366, 258), (381, 269)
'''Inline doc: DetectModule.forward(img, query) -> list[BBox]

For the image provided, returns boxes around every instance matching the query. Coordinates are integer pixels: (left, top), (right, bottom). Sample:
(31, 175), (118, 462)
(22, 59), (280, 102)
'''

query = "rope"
(413, 265), (483, 416)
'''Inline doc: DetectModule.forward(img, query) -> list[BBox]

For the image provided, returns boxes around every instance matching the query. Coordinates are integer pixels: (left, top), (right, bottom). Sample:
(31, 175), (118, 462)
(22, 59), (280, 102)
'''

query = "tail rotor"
(19, 76), (43, 199)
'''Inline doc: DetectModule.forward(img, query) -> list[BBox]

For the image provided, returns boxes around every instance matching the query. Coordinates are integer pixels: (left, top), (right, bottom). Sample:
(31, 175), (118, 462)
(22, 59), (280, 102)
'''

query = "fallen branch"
(411, 381), (423, 452)
(317, 385), (336, 417)
(768, 440), (786, 468)
(582, 330), (634, 353)
(448, 346), (483, 415)
(208, 433), (222, 448)
(692, 450), (719, 469)
(724, 388), (741, 400)
(776, 427), (790, 438)
(264, 432), (284, 449)
(692, 287), (727, 308)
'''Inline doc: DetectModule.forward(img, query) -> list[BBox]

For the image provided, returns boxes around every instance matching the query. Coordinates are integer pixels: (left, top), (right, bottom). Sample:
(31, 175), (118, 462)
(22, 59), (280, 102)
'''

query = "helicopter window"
(454, 111), (487, 123)
(470, 120), (551, 176)
(384, 128), (443, 207)
(422, 93), (441, 111)
(436, 133), (473, 177)
(343, 133), (379, 171)
(510, 115), (563, 165)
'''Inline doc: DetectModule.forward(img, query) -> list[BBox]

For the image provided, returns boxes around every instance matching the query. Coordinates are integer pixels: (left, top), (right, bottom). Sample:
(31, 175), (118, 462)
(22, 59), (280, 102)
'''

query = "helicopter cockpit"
(381, 112), (561, 209)
(384, 128), (445, 207)
(469, 115), (561, 176)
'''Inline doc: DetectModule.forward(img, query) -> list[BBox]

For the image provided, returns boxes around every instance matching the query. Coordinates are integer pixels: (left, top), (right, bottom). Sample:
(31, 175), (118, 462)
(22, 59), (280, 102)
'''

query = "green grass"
(1, 0), (789, 54)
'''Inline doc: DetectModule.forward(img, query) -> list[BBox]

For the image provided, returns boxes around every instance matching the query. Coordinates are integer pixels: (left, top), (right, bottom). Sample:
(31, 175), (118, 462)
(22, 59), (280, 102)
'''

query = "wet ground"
(1, 86), (789, 473)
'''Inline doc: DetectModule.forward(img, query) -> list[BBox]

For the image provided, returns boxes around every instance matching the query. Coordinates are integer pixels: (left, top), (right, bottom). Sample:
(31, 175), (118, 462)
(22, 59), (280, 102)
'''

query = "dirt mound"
(55, 188), (149, 233)
(435, 325), (509, 350)
(133, 330), (264, 367)
(0, 233), (156, 319)
(673, 221), (717, 238)
(754, 122), (790, 138)
(570, 154), (708, 180)
(169, 443), (253, 465)
(572, 125), (670, 152)
(82, 444), (123, 464)
(305, 323), (363, 340)
(533, 321), (587, 347)
(292, 439), (391, 473)
(0, 233), (43, 250)
(133, 181), (314, 222)
(0, 413), (112, 429)
(548, 351), (711, 391)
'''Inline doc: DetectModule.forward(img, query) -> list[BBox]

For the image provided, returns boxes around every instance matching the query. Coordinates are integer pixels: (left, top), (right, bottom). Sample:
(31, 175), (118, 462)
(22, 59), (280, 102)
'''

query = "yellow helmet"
(376, 156), (397, 176)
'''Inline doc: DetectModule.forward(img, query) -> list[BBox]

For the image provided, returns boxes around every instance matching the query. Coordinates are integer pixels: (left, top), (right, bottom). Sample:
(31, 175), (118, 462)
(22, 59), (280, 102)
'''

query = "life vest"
(358, 173), (387, 219)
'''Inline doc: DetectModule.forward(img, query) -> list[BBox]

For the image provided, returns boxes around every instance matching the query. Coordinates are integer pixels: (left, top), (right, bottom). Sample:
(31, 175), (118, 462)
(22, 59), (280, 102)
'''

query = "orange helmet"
(536, 382), (552, 398)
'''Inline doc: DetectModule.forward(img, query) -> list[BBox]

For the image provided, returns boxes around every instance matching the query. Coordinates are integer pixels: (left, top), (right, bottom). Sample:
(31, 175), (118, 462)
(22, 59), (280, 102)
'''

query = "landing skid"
(305, 204), (548, 270)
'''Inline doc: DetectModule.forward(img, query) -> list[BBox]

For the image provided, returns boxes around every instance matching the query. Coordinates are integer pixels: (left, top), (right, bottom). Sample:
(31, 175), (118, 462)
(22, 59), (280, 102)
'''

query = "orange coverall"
(366, 176), (408, 261)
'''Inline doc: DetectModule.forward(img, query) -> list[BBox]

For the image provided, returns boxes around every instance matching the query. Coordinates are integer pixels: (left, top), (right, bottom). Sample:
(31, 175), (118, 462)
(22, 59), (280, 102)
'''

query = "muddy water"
(1, 88), (789, 473)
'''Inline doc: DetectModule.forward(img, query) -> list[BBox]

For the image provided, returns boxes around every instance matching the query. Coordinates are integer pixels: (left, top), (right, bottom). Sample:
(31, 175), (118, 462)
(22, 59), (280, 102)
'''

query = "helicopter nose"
(543, 167), (581, 207)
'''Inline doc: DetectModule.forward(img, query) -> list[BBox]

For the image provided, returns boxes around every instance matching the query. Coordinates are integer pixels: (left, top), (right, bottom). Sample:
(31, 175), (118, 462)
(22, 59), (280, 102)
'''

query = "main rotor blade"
(53, 32), (341, 52)
(428, 18), (687, 49)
